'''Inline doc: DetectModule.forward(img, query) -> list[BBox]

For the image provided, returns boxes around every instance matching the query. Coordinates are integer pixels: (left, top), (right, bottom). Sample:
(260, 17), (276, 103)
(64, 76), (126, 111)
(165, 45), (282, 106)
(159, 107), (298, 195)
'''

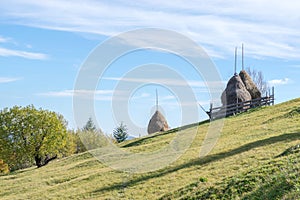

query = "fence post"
(272, 86), (275, 105)
(210, 102), (213, 120)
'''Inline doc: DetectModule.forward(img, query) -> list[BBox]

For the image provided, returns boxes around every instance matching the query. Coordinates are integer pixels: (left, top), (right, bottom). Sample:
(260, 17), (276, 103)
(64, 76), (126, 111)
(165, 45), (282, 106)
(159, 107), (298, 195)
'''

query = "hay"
(239, 70), (261, 99)
(147, 110), (169, 134)
(221, 74), (252, 105)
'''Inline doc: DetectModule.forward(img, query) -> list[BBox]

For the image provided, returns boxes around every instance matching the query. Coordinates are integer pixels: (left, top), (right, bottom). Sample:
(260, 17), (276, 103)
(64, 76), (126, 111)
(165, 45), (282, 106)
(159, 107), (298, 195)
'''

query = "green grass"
(160, 149), (300, 200)
(0, 98), (299, 199)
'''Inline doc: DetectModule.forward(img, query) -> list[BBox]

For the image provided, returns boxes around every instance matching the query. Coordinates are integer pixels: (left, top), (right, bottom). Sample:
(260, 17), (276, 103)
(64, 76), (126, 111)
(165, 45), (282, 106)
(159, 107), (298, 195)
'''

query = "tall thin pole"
(156, 89), (158, 111)
(234, 47), (237, 75)
(242, 43), (244, 71)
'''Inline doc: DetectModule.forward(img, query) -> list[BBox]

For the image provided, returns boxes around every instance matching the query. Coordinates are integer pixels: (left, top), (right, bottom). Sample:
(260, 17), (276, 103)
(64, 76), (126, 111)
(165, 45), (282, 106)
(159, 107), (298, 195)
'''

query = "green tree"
(67, 129), (87, 154)
(0, 105), (70, 170)
(0, 159), (9, 174)
(77, 129), (105, 150)
(113, 122), (128, 143)
(74, 118), (103, 152)
(82, 117), (96, 132)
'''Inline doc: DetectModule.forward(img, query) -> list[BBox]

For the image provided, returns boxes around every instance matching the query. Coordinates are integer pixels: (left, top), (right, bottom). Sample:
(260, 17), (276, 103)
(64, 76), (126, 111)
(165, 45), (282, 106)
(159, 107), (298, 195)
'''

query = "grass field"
(0, 98), (299, 199)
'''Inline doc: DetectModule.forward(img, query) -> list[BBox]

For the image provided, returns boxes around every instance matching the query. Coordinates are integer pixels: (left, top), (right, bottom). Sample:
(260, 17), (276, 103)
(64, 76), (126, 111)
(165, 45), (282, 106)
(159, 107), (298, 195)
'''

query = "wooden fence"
(207, 87), (274, 120)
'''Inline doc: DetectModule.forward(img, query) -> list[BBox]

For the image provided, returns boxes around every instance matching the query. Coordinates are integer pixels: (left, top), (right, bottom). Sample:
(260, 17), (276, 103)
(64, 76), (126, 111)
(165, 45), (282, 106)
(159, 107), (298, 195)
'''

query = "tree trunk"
(44, 154), (57, 166)
(35, 154), (57, 168)
(35, 155), (43, 168)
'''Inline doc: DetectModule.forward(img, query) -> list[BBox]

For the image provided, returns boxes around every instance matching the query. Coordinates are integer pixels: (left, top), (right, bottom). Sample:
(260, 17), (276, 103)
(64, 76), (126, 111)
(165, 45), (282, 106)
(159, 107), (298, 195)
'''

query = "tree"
(74, 118), (103, 152)
(0, 159), (9, 174)
(113, 122), (128, 143)
(246, 67), (269, 95)
(82, 117), (96, 132)
(0, 105), (70, 170)
(68, 129), (87, 154)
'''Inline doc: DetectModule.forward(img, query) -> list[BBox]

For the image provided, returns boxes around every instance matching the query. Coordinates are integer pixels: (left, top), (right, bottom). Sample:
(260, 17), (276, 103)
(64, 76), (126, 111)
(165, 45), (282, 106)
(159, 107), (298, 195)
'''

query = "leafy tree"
(113, 122), (128, 143)
(0, 159), (9, 174)
(64, 130), (78, 155)
(67, 130), (87, 154)
(77, 129), (105, 150)
(82, 117), (97, 132)
(246, 67), (269, 95)
(73, 118), (104, 152)
(0, 105), (70, 170)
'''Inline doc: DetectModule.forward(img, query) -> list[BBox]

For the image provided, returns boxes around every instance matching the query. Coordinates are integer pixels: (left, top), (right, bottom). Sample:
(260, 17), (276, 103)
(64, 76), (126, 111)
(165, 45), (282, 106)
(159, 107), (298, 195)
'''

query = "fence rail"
(208, 87), (274, 120)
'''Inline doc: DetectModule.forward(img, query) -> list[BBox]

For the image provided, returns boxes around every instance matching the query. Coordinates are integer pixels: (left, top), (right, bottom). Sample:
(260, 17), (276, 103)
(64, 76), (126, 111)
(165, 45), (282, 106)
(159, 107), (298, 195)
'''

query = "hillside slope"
(161, 145), (300, 199)
(0, 98), (299, 199)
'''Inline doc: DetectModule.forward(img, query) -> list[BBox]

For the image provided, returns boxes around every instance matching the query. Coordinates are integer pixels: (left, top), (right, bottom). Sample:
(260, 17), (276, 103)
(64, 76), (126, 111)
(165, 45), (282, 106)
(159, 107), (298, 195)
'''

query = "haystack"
(147, 110), (169, 134)
(239, 70), (261, 99)
(221, 74), (251, 105)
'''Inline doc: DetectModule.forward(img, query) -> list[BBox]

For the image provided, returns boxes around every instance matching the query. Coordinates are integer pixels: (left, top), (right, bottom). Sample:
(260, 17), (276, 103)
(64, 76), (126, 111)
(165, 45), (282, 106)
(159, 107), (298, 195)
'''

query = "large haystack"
(147, 110), (169, 134)
(239, 70), (261, 99)
(221, 74), (251, 105)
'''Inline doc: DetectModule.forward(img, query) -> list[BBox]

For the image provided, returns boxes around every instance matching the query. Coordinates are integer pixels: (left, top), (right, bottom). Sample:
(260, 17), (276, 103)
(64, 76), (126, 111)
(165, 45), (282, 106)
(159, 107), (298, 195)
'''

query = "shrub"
(0, 159), (9, 174)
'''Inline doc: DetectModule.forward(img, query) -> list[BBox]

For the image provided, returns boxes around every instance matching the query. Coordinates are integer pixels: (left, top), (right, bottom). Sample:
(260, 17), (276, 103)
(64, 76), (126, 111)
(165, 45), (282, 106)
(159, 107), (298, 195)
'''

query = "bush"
(0, 159), (9, 174)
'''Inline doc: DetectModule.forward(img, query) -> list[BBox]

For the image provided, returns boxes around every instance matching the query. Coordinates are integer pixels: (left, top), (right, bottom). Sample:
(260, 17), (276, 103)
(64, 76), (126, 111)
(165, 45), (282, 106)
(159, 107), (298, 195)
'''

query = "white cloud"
(0, 35), (44, 59)
(0, 0), (299, 59)
(131, 92), (151, 100)
(37, 90), (73, 97)
(0, 35), (17, 45)
(268, 78), (290, 86)
(163, 100), (210, 108)
(37, 89), (113, 97)
(0, 47), (48, 60)
(0, 77), (22, 83)
(37, 89), (126, 101)
(0, 36), (10, 43)
(161, 95), (176, 101)
(103, 77), (206, 87)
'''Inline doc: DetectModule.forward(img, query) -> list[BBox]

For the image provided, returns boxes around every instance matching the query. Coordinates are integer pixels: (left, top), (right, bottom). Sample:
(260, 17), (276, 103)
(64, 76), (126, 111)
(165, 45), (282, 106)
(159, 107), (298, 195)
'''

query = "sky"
(0, 0), (299, 137)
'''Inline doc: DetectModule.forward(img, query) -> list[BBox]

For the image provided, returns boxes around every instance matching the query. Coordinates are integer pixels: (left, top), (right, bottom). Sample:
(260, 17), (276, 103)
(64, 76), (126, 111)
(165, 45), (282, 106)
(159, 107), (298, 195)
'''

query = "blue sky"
(0, 1), (299, 136)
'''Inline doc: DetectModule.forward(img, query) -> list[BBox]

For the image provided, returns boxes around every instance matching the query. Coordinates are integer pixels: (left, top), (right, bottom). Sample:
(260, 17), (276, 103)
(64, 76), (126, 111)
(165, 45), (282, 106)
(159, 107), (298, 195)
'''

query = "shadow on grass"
(122, 120), (209, 148)
(92, 131), (300, 195)
(243, 174), (298, 200)
(1, 166), (36, 179)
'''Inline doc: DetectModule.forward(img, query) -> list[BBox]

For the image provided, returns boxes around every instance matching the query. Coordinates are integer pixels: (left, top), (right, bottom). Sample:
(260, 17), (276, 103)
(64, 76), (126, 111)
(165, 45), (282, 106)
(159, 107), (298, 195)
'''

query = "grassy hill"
(0, 98), (299, 199)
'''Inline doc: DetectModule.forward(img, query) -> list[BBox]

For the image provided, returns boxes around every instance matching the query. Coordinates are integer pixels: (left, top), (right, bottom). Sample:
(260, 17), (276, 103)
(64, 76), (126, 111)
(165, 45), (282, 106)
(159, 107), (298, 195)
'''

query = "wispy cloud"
(0, 77), (22, 83)
(268, 78), (290, 86)
(0, 47), (48, 60)
(0, 34), (47, 59)
(0, 0), (299, 59)
(38, 89), (207, 106)
(131, 92), (151, 100)
(103, 77), (206, 87)
(168, 100), (209, 107)
(37, 89), (114, 97)
(0, 36), (11, 43)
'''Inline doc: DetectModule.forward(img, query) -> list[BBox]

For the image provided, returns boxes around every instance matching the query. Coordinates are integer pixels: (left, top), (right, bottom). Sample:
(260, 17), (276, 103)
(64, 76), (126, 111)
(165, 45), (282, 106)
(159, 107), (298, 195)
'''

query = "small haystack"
(239, 70), (261, 99)
(221, 74), (251, 105)
(147, 110), (169, 134)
